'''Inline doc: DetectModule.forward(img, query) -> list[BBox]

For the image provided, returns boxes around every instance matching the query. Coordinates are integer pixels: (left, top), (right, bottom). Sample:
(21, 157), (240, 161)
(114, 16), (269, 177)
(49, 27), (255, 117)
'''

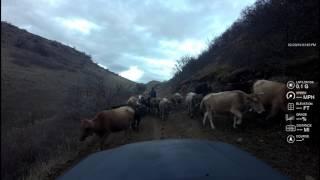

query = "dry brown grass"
(1, 22), (140, 180)
(1, 90), (135, 180)
(1, 88), (135, 180)
(2, 110), (87, 180)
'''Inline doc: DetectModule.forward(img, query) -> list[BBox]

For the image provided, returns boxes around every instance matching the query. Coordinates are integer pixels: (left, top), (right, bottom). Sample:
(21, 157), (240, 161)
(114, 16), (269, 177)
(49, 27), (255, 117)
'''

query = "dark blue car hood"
(58, 139), (289, 180)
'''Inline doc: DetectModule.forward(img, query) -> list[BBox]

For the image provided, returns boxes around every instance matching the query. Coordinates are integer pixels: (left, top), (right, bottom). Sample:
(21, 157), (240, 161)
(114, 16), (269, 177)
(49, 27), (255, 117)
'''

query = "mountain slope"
(1, 22), (138, 129)
(1, 22), (139, 180)
(161, 0), (319, 153)
(169, 0), (318, 93)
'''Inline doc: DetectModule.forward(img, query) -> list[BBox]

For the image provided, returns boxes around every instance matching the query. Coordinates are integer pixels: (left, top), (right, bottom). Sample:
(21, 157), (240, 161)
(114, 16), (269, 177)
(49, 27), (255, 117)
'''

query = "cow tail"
(200, 99), (204, 112)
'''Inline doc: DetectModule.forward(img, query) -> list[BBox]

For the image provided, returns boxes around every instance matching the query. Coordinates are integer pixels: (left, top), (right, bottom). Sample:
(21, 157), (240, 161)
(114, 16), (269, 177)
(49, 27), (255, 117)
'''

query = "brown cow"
(200, 90), (265, 129)
(80, 106), (135, 149)
(253, 80), (286, 120)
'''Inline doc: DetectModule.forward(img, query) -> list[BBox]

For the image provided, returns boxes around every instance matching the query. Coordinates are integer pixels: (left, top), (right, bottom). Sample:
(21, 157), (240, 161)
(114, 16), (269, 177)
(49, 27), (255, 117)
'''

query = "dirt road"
(51, 108), (319, 180)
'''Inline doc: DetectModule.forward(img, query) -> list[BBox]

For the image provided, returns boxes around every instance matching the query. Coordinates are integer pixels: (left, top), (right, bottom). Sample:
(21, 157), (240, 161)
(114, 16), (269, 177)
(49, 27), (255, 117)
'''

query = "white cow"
(253, 80), (286, 120)
(200, 90), (265, 129)
(185, 92), (203, 118)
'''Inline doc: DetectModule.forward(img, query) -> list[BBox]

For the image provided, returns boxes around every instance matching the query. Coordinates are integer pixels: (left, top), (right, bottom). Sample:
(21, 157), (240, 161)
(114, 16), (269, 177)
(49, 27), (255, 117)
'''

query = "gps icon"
(287, 81), (295, 89)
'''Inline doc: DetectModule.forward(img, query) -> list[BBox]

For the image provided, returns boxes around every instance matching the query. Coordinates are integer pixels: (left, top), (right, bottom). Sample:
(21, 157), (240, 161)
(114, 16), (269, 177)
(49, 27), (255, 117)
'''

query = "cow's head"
(79, 119), (94, 141)
(247, 94), (265, 114)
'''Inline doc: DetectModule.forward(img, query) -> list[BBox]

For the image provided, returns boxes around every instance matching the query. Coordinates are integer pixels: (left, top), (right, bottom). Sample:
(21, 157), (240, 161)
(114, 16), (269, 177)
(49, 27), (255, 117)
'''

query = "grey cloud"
(108, 63), (128, 72)
(2, 0), (255, 83)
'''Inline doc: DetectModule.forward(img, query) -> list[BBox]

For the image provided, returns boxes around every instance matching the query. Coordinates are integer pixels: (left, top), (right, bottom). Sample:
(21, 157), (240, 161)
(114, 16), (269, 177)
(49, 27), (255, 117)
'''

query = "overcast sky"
(2, 0), (255, 83)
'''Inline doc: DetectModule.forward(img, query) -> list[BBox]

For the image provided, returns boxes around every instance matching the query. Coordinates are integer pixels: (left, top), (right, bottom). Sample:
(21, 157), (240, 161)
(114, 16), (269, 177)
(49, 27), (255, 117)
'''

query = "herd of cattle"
(79, 79), (289, 149)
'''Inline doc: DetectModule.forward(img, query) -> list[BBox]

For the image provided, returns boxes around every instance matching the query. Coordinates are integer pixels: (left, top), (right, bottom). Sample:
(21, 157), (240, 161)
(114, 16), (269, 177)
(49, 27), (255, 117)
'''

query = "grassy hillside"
(169, 0), (318, 93)
(164, 0), (319, 149)
(1, 22), (140, 180)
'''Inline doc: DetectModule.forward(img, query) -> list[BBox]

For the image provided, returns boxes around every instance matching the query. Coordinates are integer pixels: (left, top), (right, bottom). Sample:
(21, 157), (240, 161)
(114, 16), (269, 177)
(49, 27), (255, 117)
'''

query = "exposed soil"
(49, 108), (319, 180)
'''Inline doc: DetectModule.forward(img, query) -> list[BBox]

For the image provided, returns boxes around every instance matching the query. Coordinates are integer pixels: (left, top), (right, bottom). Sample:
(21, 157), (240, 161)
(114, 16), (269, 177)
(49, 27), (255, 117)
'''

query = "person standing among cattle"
(149, 87), (157, 98)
